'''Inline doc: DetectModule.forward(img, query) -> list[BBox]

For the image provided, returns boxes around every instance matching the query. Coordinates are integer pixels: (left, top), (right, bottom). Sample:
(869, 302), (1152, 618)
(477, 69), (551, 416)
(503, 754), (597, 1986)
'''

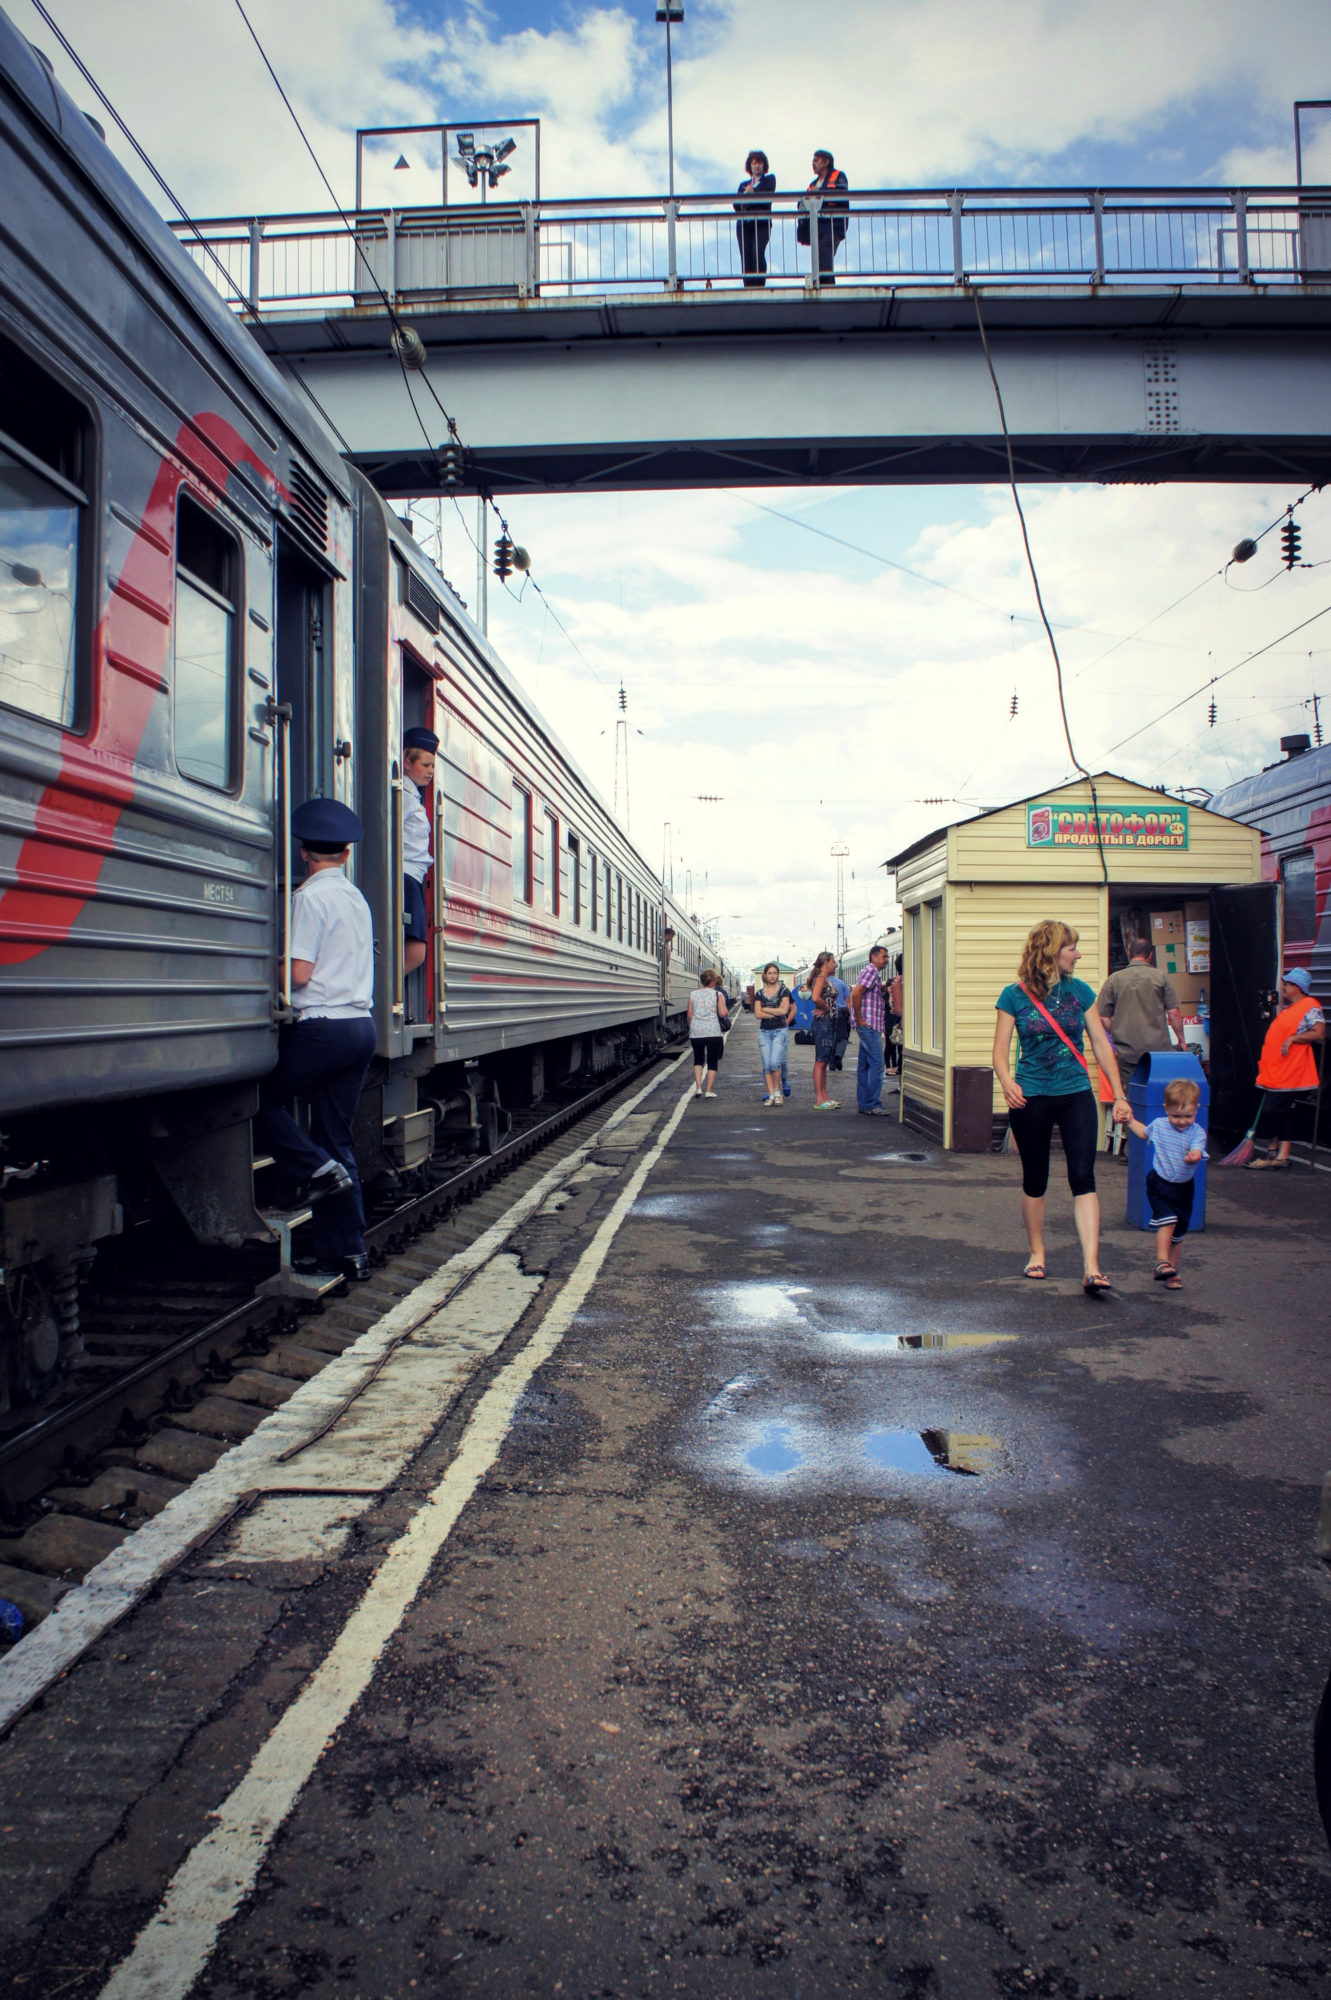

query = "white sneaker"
(694, 1084), (703, 1097)
(762, 1094), (775, 1105)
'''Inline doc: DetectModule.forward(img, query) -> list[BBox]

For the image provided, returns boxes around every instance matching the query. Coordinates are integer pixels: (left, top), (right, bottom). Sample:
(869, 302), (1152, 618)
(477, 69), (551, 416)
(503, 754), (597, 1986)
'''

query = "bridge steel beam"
(257, 288), (1331, 495)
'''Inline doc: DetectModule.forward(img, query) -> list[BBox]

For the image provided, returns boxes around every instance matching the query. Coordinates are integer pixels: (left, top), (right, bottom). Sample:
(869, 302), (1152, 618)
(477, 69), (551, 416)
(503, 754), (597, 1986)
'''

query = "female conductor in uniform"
(255, 798), (377, 1282)
(992, 919), (1129, 1294)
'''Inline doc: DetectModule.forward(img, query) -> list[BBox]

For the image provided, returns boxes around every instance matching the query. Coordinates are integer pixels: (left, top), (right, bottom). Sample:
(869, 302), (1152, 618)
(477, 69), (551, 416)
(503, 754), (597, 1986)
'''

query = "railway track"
(0, 1053), (674, 1630)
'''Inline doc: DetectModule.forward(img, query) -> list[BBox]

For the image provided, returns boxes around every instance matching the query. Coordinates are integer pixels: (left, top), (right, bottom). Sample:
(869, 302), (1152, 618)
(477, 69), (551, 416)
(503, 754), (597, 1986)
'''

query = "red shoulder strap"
(1018, 983), (1089, 1073)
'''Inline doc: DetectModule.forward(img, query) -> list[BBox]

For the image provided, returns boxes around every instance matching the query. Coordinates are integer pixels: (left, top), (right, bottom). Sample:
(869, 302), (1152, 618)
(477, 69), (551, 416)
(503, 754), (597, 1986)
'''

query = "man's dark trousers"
(256, 1015), (377, 1261)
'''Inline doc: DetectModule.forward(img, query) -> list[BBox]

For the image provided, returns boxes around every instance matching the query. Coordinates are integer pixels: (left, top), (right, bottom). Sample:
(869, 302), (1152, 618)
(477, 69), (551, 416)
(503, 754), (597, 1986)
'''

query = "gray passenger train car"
(0, 11), (705, 1411)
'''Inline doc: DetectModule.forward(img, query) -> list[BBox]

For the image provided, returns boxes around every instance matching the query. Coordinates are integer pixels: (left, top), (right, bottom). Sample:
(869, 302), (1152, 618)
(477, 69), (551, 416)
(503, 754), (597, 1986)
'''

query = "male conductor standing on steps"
(852, 943), (891, 1115)
(256, 797), (377, 1282)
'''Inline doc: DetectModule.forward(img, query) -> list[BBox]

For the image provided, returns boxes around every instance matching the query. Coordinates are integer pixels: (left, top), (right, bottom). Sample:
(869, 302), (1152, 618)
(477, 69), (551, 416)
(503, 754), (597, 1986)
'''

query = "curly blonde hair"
(1017, 920), (1078, 998)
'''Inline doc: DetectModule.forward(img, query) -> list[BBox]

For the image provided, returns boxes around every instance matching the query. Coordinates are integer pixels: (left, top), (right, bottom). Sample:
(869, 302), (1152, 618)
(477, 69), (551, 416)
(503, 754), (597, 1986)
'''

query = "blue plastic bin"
(1125, 1050), (1209, 1233)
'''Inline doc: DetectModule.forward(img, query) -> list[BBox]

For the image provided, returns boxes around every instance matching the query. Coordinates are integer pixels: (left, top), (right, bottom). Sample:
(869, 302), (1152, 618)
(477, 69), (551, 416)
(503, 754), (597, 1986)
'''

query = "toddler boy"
(402, 725), (437, 975)
(1120, 1077), (1207, 1290)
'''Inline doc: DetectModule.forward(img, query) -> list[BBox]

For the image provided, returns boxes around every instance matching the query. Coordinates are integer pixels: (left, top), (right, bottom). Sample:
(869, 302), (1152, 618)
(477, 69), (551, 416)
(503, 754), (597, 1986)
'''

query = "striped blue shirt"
(1145, 1118), (1207, 1182)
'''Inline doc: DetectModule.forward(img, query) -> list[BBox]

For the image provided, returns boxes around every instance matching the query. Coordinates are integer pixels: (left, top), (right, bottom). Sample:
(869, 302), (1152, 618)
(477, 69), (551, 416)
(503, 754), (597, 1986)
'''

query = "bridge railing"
(170, 187), (1329, 311)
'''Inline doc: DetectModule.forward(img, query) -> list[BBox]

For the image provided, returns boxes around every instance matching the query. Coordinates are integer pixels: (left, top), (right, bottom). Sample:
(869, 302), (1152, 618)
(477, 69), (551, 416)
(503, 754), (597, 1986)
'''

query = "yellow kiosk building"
(886, 773), (1268, 1151)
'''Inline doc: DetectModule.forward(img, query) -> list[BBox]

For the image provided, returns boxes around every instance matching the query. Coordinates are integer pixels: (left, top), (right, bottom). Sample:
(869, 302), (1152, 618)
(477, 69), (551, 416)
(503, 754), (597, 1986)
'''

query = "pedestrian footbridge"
(174, 185), (1331, 493)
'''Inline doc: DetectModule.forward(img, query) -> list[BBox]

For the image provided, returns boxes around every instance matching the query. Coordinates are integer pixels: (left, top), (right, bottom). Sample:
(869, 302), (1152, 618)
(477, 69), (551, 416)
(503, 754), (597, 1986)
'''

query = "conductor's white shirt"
(290, 868), (374, 1018)
(403, 777), (432, 882)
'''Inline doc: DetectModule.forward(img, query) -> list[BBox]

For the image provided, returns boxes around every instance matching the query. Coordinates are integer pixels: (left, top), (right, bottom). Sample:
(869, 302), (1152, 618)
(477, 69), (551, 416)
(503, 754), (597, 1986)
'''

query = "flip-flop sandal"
(1082, 1275), (1113, 1296)
(1162, 1272), (1183, 1289)
(1023, 1262), (1046, 1280)
(1154, 1262), (1175, 1282)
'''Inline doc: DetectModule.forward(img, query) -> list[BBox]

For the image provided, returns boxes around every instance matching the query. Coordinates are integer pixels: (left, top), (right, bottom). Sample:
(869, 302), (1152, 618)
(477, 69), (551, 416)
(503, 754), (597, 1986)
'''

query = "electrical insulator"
(1009, 691), (1019, 719)
(1231, 537), (1258, 564)
(438, 444), (462, 489)
(1208, 696), (1217, 727)
(1281, 516), (1302, 569)
(492, 534), (514, 582)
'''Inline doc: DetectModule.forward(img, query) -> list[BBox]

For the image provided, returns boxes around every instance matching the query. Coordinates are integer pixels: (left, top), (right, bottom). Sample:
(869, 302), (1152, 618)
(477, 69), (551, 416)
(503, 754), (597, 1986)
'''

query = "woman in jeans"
(755, 961), (793, 1105)
(992, 920), (1129, 1293)
(808, 951), (840, 1109)
(686, 968), (729, 1099)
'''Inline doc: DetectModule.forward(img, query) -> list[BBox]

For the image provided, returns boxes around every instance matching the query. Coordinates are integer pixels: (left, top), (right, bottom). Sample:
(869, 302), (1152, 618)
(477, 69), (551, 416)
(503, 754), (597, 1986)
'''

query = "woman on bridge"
(734, 151), (777, 287)
(993, 920), (1129, 1294)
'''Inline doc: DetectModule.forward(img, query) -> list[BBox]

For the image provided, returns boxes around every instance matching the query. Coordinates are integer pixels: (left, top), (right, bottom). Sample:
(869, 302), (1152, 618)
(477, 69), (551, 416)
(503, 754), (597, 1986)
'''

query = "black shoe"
(858, 1106), (889, 1116)
(297, 1160), (353, 1206)
(341, 1253), (371, 1282)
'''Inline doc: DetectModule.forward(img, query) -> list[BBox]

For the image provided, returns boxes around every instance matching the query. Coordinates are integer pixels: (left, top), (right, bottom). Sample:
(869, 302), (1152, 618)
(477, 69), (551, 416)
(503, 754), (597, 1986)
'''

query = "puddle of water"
(708, 1150), (755, 1163)
(744, 1424), (804, 1476)
(631, 1193), (711, 1220)
(869, 1151), (934, 1164)
(707, 1282), (812, 1327)
(863, 1428), (1000, 1477)
(830, 1331), (1017, 1354)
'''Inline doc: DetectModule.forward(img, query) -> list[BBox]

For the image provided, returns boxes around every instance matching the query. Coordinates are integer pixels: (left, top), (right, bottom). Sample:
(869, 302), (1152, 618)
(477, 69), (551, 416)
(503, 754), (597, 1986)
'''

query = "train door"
(401, 649), (435, 1031)
(1209, 883), (1279, 1138)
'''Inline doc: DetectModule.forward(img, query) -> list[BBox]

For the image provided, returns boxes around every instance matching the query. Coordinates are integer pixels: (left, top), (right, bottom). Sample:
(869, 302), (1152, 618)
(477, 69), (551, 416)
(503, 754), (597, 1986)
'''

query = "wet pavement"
(3, 1026), (1331, 1997)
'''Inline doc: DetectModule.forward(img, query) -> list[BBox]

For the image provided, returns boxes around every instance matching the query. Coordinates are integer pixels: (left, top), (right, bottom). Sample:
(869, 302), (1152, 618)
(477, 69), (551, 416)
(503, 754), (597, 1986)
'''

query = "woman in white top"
(686, 968), (729, 1099)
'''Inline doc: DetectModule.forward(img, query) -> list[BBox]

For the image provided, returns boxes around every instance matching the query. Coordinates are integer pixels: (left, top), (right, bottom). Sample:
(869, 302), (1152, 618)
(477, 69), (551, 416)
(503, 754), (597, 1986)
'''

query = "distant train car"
(0, 16), (706, 1411)
(1210, 734), (1331, 995)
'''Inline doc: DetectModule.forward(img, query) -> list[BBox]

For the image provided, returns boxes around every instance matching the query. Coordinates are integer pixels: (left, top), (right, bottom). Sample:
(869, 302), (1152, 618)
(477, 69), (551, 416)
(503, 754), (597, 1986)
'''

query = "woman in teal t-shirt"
(992, 919), (1129, 1294)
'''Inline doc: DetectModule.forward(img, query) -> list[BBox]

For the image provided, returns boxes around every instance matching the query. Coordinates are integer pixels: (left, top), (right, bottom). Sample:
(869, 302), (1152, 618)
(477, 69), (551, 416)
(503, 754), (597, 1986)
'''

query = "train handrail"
(390, 765), (405, 1025)
(433, 787), (446, 1023)
(272, 700), (294, 1024)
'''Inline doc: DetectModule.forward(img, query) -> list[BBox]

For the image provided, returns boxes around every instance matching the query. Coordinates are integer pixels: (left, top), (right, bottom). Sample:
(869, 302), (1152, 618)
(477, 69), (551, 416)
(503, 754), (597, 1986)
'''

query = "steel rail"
(0, 1050), (675, 1510)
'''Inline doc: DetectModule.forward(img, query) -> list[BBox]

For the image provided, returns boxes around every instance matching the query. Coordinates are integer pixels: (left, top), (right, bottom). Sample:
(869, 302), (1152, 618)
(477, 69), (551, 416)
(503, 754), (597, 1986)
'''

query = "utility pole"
(655, 2), (683, 197)
(474, 493), (488, 636)
(830, 842), (850, 958)
(661, 821), (673, 892)
(613, 683), (630, 828)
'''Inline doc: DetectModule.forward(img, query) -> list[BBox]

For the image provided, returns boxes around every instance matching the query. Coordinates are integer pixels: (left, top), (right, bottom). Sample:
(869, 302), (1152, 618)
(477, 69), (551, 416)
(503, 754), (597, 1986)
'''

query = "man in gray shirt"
(1096, 940), (1186, 1084)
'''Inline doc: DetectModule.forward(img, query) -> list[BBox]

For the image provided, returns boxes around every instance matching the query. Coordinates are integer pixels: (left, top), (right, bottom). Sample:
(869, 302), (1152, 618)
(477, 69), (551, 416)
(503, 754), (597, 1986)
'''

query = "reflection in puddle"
(744, 1425), (804, 1476)
(831, 1331), (1017, 1355)
(708, 1151), (755, 1163)
(632, 1193), (711, 1220)
(864, 1428), (1000, 1476)
(869, 1151), (934, 1164)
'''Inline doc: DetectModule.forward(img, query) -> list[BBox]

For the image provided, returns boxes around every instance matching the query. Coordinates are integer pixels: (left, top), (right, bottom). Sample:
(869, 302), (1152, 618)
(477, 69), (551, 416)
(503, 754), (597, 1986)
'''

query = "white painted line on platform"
(0, 1057), (683, 1737)
(94, 1076), (695, 2000)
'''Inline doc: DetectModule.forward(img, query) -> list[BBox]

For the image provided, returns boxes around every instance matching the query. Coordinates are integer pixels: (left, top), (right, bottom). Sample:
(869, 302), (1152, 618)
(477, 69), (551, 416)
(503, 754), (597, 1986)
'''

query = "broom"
(1217, 1092), (1268, 1167)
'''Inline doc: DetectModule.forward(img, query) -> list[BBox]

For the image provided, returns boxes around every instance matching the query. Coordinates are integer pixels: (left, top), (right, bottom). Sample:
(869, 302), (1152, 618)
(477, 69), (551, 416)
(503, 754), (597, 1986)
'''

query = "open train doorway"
(401, 647), (435, 1029)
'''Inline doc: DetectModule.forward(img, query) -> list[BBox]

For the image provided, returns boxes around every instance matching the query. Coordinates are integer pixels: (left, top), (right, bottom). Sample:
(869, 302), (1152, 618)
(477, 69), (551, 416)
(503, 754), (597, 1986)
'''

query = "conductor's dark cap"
(404, 726), (439, 754)
(292, 797), (364, 847)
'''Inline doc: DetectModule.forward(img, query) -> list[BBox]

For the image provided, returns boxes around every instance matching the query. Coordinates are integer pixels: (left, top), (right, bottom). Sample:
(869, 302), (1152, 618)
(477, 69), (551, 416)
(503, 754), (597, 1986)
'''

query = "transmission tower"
(830, 842), (850, 958)
(613, 683), (630, 828)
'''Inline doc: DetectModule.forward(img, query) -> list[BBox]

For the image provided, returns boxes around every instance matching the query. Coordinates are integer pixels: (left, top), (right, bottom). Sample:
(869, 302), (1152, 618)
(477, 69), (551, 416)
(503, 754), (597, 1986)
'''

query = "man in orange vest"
(1247, 967), (1325, 1170)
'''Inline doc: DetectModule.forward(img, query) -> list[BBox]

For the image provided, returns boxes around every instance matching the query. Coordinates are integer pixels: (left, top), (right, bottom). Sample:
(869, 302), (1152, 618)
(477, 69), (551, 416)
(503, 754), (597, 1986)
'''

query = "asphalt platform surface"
(2, 1024), (1330, 1999)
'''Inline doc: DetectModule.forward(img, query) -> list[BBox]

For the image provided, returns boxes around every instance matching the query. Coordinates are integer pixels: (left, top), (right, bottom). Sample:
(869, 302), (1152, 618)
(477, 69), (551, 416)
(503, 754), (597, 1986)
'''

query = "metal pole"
(665, 15), (675, 199)
(475, 494), (488, 636)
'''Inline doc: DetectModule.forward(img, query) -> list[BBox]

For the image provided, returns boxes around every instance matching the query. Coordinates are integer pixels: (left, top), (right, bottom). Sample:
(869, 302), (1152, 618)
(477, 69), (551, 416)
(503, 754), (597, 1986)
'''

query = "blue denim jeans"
(855, 1024), (885, 1111)
(759, 1026), (789, 1078)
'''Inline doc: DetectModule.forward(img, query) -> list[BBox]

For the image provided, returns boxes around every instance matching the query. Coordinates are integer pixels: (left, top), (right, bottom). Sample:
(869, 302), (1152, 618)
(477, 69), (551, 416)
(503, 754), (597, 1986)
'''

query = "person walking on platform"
(402, 725), (437, 978)
(734, 150), (776, 286)
(687, 968), (729, 1099)
(851, 943), (890, 1115)
(809, 951), (841, 1109)
(1095, 937), (1184, 1087)
(828, 965), (852, 1071)
(992, 920), (1129, 1294)
(1119, 1076), (1207, 1289)
(755, 961), (794, 1105)
(256, 798), (377, 1282)
(1246, 966), (1325, 1169)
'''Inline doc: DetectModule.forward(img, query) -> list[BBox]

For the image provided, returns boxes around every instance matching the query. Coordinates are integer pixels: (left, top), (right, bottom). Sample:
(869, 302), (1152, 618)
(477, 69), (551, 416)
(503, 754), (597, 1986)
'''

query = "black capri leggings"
(1257, 1090), (1314, 1144)
(691, 1036), (725, 1070)
(1008, 1089), (1099, 1199)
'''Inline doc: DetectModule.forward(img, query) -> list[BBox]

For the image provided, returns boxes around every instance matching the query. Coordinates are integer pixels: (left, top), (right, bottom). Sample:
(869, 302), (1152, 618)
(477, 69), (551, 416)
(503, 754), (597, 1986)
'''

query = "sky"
(11, 0), (1330, 971)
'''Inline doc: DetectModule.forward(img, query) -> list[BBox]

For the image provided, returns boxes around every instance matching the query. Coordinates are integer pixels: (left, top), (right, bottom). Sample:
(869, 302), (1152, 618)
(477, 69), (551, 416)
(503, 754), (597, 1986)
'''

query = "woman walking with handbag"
(992, 920), (1129, 1294)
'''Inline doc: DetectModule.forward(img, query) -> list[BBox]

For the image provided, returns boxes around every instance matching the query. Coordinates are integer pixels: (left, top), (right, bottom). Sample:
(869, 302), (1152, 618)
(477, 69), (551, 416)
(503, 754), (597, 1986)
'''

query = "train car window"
(604, 858), (612, 934)
(568, 831), (582, 924)
(174, 494), (237, 789)
(1281, 849), (1316, 943)
(588, 846), (598, 930)
(617, 874), (625, 944)
(544, 811), (558, 915)
(512, 783), (532, 902)
(0, 337), (87, 730)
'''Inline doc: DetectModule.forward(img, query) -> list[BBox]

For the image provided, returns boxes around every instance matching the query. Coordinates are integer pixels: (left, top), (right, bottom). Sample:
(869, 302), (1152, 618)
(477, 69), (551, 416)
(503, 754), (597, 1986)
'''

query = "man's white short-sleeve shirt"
(291, 868), (374, 1018)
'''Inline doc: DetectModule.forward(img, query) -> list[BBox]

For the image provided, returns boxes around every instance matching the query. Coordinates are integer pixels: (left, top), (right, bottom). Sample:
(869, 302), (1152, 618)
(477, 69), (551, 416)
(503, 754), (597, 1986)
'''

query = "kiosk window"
(1282, 850), (1316, 943)
(175, 495), (237, 790)
(0, 339), (87, 729)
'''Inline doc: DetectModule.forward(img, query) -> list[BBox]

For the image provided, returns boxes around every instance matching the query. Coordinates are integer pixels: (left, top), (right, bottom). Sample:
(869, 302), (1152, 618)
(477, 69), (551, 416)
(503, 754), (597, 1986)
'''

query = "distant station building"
(885, 773), (1266, 1151)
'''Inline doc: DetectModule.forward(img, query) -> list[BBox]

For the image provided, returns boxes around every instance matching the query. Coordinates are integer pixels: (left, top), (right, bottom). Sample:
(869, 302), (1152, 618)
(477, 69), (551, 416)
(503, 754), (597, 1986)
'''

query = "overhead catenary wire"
(971, 290), (1110, 886)
(1104, 599), (1331, 757)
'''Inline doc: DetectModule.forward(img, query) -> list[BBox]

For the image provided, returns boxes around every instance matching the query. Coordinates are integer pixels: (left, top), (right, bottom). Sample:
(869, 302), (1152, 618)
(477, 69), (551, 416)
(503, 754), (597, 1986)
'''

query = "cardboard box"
(1184, 898), (1211, 974)
(1151, 908), (1187, 984)
(1167, 969), (1206, 1009)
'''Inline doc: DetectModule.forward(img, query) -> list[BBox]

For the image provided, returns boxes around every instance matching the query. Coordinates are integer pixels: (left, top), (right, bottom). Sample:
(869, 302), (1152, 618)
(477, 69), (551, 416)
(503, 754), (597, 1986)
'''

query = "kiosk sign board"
(1026, 802), (1189, 850)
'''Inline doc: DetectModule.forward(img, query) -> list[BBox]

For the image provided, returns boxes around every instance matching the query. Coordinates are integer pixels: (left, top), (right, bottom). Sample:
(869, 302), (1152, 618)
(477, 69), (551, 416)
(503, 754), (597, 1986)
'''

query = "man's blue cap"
(292, 797), (364, 846)
(1281, 965), (1313, 994)
(404, 726), (439, 754)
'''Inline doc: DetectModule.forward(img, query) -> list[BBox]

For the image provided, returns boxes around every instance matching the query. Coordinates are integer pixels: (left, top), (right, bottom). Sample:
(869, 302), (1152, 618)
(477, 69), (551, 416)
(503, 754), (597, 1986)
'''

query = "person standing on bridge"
(799, 150), (849, 285)
(734, 151), (777, 287)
